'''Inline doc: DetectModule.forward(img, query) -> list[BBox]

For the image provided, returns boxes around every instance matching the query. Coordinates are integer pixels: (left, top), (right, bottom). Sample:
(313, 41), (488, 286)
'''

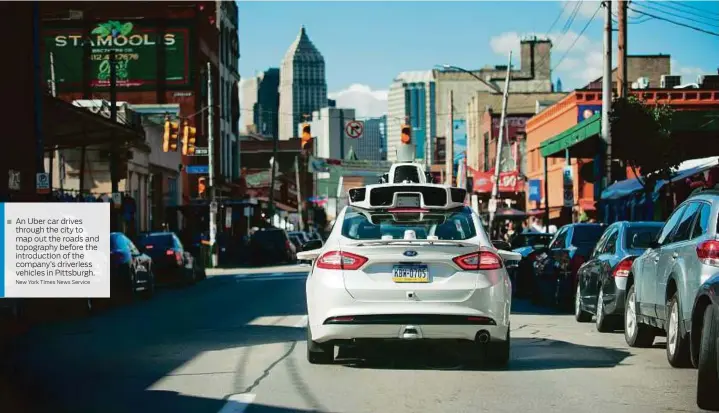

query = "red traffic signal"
(401, 125), (411, 144)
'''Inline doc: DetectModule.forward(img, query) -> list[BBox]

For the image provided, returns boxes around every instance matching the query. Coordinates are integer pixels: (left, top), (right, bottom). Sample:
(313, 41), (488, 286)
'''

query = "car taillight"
(166, 250), (174, 256)
(285, 240), (291, 250)
(316, 251), (368, 270)
(697, 240), (719, 267)
(453, 250), (503, 271)
(612, 256), (635, 277)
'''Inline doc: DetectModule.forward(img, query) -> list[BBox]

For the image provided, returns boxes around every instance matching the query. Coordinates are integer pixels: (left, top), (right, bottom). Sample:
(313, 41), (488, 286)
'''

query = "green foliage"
(91, 21), (133, 37)
(609, 95), (681, 188)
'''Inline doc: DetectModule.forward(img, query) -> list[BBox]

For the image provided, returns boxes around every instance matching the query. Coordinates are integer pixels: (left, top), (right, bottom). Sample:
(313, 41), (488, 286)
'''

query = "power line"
(640, 1), (719, 29)
(627, 5), (719, 37)
(553, 3), (603, 72)
(547, 0), (572, 34)
(666, 0), (719, 18)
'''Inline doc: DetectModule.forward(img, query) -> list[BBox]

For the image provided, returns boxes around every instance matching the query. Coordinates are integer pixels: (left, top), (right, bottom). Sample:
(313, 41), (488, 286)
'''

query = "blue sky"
(238, 1), (719, 116)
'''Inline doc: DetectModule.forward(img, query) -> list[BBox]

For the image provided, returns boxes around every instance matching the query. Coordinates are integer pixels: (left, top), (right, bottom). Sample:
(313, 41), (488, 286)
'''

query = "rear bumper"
(602, 277), (628, 315)
(306, 272), (511, 344)
(310, 322), (509, 344)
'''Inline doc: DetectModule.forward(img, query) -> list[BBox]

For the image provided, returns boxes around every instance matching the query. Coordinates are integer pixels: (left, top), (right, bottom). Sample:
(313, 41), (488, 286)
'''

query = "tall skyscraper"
(387, 71), (436, 163)
(278, 26), (328, 140)
(240, 68), (280, 138)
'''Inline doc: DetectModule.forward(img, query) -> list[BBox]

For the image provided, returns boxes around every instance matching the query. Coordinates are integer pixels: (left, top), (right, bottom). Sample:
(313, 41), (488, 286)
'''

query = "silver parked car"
(625, 191), (719, 368)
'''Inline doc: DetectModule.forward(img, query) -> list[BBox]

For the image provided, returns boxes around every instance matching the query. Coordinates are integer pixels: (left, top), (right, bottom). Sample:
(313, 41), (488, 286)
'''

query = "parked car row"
(0, 230), (207, 326)
(511, 190), (719, 410)
(248, 228), (324, 266)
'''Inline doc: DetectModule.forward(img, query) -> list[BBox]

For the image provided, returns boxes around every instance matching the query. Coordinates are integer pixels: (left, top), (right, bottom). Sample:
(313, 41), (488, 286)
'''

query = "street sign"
(8, 170), (20, 191)
(36, 173), (50, 194)
(344, 120), (364, 139)
(187, 165), (209, 174)
(192, 147), (209, 156)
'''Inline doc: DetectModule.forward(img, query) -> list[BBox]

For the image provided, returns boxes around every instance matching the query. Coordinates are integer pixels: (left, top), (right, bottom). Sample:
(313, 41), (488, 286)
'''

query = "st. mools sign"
(52, 20), (175, 47)
(53, 33), (176, 47)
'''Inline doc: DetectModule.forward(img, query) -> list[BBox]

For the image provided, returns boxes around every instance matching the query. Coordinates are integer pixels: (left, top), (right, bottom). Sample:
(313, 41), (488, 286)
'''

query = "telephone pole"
(602, 1), (613, 190)
(294, 155), (304, 231)
(445, 90), (454, 185)
(618, 0), (628, 98)
(488, 50), (512, 232)
(109, 50), (119, 231)
(207, 61), (218, 267)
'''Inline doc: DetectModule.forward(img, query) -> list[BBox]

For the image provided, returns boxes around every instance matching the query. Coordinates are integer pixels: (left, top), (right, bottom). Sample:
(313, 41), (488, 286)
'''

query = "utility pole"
(207, 61), (218, 267)
(602, 1), (613, 191)
(294, 155), (304, 231)
(32, 1), (44, 183)
(268, 134), (278, 221)
(445, 90), (454, 185)
(488, 51), (513, 232)
(618, 0), (628, 98)
(109, 50), (119, 231)
(339, 109), (345, 159)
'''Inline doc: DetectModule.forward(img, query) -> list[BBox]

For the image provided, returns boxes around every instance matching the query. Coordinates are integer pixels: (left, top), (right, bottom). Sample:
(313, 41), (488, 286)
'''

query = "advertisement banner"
(469, 167), (523, 193)
(528, 179), (542, 202)
(577, 105), (602, 123)
(43, 20), (191, 91)
(491, 116), (529, 141)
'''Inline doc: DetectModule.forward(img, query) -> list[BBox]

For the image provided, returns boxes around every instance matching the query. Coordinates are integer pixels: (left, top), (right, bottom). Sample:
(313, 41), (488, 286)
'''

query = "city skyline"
(238, 1), (719, 118)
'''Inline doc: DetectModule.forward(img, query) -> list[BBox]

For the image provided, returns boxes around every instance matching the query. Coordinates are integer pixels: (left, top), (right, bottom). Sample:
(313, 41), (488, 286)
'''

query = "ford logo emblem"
(403, 250), (418, 257)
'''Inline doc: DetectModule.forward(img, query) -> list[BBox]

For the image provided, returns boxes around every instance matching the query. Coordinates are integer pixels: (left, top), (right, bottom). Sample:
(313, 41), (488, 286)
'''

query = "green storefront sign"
(44, 20), (191, 91)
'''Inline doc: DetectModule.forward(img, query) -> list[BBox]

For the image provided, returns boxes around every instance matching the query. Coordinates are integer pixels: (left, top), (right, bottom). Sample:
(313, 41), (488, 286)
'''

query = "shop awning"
(602, 156), (719, 200)
(540, 112), (602, 158)
(44, 95), (145, 150)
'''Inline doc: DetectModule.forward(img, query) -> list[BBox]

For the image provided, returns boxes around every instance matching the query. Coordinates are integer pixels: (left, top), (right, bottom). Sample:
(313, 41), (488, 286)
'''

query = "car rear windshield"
(137, 234), (174, 249)
(341, 207), (477, 240)
(570, 225), (605, 247)
(511, 234), (553, 249)
(253, 230), (286, 242)
(625, 226), (662, 249)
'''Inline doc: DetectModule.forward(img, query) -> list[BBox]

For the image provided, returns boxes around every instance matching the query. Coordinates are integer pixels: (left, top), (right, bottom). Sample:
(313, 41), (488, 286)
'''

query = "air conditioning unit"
(636, 77), (650, 89)
(661, 75), (681, 89)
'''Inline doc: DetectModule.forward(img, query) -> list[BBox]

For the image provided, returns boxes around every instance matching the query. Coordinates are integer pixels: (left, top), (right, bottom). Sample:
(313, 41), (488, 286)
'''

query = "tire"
(666, 293), (692, 368)
(142, 271), (155, 300)
(489, 328), (511, 368)
(595, 286), (617, 333)
(697, 305), (719, 411)
(306, 326), (333, 364)
(624, 284), (656, 348)
(575, 284), (592, 322)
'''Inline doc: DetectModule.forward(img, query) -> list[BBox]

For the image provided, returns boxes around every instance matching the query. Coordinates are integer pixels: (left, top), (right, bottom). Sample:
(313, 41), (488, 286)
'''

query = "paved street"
(1, 265), (704, 413)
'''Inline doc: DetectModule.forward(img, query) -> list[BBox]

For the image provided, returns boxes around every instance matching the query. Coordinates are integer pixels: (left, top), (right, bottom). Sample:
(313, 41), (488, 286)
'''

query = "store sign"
(43, 21), (191, 91)
(470, 168), (523, 193)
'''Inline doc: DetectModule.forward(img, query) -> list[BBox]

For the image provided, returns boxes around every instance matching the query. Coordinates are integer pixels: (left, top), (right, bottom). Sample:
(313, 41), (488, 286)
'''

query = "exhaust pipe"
(476, 330), (490, 344)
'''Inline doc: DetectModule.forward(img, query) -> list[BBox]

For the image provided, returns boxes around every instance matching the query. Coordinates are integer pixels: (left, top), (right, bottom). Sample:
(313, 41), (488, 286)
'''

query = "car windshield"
(625, 226), (662, 249)
(137, 234), (174, 249)
(570, 225), (605, 247)
(341, 207), (477, 240)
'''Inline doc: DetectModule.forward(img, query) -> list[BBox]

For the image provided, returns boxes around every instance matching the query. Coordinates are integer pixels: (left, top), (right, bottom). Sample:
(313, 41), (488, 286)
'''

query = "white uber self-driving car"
(298, 163), (517, 366)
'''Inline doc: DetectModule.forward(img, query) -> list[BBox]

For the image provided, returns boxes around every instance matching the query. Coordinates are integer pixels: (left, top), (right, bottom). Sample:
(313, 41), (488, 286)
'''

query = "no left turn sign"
(344, 120), (364, 139)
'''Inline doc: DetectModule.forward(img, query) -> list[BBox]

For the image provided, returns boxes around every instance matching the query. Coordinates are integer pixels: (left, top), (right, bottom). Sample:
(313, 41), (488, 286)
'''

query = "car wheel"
(595, 286), (616, 333)
(697, 305), (719, 410)
(306, 326), (333, 364)
(489, 328), (511, 368)
(624, 285), (655, 347)
(666, 293), (692, 368)
(575, 284), (592, 322)
(142, 270), (155, 300)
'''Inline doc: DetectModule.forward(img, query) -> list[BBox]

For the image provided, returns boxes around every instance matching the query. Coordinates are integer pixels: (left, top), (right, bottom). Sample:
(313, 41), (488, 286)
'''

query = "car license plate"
(392, 265), (429, 283)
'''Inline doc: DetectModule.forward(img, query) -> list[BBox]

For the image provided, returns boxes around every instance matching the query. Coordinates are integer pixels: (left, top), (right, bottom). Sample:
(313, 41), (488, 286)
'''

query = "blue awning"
(602, 156), (719, 200)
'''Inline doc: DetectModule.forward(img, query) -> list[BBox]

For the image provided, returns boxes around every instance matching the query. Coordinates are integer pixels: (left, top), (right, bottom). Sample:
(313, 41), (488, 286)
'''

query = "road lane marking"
(217, 393), (255, 413)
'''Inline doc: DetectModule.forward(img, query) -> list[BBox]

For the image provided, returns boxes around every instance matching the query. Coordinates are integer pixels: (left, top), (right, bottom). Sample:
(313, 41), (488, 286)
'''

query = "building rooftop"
(282, 25), (324, 64)
(394, 70), (434, 83)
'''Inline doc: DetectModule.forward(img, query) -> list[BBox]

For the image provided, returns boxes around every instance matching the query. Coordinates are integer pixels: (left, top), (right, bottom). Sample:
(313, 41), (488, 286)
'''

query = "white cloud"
(489, 32), (522, 58)
(671, 59), (714, 83)
(328, 84), (388, 119)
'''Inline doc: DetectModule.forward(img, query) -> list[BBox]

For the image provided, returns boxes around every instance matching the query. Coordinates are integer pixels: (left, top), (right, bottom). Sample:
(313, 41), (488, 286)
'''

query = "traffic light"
(301, 123), (311, 149)
(163, 117), (180, 152)
(401, 124), (411, 144)
(198, 177), (207, 197)
(182, 120), (197, 156)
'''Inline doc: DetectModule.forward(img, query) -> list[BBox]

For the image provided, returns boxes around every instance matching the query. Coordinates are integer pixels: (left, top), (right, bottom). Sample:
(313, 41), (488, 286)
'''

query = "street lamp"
(437, 64), (501, 93)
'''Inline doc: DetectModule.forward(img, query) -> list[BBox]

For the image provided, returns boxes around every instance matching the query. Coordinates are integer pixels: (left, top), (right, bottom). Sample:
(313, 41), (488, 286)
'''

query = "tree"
(609, 95), (681, 218)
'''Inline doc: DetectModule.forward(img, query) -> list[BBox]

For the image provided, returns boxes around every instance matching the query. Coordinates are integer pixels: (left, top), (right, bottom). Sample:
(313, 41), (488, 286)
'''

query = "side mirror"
(492, 240), (512, 251)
